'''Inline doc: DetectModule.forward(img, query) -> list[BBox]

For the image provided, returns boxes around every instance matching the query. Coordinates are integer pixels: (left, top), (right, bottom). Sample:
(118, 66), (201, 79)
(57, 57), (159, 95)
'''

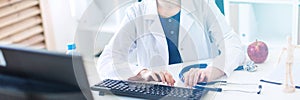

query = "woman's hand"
(183, 67), (225, 87)
(128, 69), (176, 86)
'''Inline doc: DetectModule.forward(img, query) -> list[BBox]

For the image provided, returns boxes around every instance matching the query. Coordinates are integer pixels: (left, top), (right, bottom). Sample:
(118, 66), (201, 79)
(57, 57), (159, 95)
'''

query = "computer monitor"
(0, 45), (92, 100)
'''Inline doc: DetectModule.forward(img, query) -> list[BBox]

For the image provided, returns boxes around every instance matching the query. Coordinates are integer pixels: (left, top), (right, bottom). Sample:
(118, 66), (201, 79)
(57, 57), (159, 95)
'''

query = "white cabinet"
(224, 0), (300, 47)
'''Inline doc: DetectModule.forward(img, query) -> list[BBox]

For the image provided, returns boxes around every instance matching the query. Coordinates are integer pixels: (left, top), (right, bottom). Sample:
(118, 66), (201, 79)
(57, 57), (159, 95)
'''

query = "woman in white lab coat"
(97, 0), (245, 87)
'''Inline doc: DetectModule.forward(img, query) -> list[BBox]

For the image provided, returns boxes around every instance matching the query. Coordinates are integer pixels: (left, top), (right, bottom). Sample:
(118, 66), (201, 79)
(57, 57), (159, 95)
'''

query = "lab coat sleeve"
(96, 3), (147, 80)
(202, 0), (245, 77)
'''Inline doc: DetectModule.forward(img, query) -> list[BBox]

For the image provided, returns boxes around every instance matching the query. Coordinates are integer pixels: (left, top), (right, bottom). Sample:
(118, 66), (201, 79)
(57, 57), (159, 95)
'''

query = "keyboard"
(91, 79), (208, 100)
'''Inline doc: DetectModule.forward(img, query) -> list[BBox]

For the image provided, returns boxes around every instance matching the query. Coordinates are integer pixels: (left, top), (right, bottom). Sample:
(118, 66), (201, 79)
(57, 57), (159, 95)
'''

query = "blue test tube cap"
(67, 43), (76, 50)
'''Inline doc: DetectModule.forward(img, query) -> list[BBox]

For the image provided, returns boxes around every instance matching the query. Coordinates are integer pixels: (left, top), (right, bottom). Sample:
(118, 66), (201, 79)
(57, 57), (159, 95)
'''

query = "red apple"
(247, 40), (268, 63)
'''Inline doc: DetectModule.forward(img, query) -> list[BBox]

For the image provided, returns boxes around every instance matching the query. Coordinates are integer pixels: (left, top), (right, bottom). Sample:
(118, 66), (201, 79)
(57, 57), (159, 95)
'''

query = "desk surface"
(84, 48), (300, 100)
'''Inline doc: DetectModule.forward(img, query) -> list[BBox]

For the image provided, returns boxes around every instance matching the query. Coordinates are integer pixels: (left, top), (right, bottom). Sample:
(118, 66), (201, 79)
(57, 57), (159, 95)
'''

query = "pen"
(196, 81), (227, 85)
(260, 79), (300, 89)
(193, 85), (222, 92)
(197, 81), (258, 86)
(194, 84), (262, 94)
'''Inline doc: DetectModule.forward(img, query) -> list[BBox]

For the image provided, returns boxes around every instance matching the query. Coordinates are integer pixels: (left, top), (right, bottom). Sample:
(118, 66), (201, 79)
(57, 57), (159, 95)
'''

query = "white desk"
(84, 48), (300, 100)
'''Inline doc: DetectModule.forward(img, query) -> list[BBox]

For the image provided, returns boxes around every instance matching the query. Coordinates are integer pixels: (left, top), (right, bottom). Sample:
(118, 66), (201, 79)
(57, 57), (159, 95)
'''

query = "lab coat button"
(170, 31), (174, 34)
(180, 48), (183, 50)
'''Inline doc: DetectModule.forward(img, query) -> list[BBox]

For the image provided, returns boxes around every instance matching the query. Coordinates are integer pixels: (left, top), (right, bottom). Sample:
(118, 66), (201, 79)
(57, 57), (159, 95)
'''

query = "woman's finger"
(199, 71), (206, 82)
(151, 72), (160, 82)
(159, 71), (166, 83)
(188, 69), (196, 87)
(183, 71), (190, 87)
(171, 77), (176, 85)
(168, 74), (175, 86)
(193, 69), (201, 86)
(184, 70), (191, 87)
(165, 71), (175, 86)
(164, 72), (173, 85)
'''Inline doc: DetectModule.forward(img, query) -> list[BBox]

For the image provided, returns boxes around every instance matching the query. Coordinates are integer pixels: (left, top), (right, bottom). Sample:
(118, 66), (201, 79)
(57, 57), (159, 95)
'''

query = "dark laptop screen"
(0, 45), (92, 100)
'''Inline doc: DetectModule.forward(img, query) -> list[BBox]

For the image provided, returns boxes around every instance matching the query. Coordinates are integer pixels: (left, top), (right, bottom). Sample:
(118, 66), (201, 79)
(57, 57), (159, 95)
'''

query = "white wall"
(46, 0), (135, 60)
(74, 0), (135, 61)
(46, 0), (130, 53)
(47, 0), (78, 52)
(228, 3), (294, 47)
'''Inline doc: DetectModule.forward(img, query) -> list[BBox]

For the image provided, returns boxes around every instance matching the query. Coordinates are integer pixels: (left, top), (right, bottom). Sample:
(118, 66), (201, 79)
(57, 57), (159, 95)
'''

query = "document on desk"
(260, 57), (300, 88)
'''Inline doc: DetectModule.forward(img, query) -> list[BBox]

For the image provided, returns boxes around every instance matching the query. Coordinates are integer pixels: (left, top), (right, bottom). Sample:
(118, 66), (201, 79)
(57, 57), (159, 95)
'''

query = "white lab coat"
(97, 0), (245, 80)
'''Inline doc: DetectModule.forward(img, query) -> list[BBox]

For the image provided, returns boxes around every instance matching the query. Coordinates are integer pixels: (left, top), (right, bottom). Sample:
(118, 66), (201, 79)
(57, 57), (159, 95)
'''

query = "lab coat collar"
(144, 0), (196, 19)
(178, 9), (194, 48)
(144, 0), (196, 47)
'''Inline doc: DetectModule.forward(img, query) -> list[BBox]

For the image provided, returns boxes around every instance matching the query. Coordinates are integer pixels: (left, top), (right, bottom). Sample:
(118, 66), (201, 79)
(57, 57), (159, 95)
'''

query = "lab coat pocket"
(136, 33), (168, 70)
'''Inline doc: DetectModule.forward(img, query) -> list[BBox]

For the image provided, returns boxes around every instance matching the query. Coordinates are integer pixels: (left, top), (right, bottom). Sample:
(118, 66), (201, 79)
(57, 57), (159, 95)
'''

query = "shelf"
(228, 0), (295, 5)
